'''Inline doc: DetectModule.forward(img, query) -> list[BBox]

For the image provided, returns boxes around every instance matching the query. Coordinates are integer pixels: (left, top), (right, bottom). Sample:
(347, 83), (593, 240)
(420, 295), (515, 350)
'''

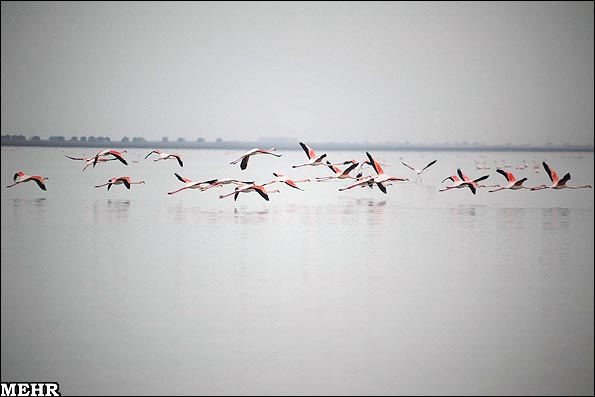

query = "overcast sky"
(1, 1), (593, 145)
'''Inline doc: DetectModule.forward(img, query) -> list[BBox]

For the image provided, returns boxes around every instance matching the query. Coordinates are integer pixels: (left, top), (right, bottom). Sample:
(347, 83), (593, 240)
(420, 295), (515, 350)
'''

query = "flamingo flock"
(5, 142), (592, 202)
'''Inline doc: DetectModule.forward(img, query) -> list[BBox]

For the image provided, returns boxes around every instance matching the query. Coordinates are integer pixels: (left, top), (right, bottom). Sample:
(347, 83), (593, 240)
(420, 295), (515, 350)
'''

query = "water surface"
(2, 147), (593, 395)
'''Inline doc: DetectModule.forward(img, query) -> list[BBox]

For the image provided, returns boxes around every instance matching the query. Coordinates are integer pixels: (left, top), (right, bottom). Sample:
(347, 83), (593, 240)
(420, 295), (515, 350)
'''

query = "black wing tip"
(377, 183), (387, 194)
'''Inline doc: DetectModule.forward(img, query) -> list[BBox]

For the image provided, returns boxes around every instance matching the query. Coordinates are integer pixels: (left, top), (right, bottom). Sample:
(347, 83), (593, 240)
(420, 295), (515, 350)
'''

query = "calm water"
(1, 147), (593, 395)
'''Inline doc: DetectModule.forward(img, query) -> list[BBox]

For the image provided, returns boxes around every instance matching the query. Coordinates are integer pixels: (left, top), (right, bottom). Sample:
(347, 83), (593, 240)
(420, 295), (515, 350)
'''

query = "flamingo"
(400, 159), (438, 182)
(200, 178), (256, 191)
(6, 171), (49, 191)
(292, 142), (328, 168)
(219, 184), (280, 201)
(230, 148), (281, 170)
(338, 174), (376, 191)
(531, 162), (592, 190)
(489, 169), (531, 192)
(263, 173), (310, 191)
(65, 154), (118, 171)
(439, 170), (490, 194)
(92, 149), (128, 167)
(94, 176), (145, 190)
(167, 173), (218, 195)
(364, 151), (409, 194)
(145, 150), (184, 167)
(316, 161), (360, 182)
(458, 169), (499, 190)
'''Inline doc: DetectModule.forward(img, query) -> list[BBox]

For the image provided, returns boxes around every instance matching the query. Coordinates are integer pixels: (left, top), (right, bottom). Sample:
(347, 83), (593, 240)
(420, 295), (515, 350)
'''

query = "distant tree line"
(1, 135), (210, 144)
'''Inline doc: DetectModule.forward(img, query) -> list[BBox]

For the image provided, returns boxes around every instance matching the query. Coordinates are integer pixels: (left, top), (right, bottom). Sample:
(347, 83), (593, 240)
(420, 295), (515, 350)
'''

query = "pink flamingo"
(145, 150), (184, 167)
(92, 149), (128, 167)
(316, 161), (360, 182)
(263, 173), (310, 191)
(6, 171), (49, 191)
(230, 148), (281, 170)
(531, 162), (592, 190)
(439, 170), (491, 194)
(292, 142), (328, 168)
(200, 178), (256, 191)
(65, 154), (118, 171)
(363, 151), (409, 194)
(338, 174), (376, 191)
(489, 169), (530, 192)
(94, 176), (145, 190)
(167, 173), (218, 195)
(219, 184), (280, 201)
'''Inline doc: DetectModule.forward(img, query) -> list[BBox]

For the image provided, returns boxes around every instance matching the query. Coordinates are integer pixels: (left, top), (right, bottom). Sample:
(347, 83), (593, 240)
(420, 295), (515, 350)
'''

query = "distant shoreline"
(1, 139), (593, 152)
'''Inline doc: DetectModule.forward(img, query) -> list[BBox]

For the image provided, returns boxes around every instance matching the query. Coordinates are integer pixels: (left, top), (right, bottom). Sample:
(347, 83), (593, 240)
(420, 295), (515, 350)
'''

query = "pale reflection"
(496, 207), (527, 230)
(92, 199), (131, 223)
(447, 206), (478, 229)
(12, 198), (47, 223)
(233, 207), (270, 225)
(539, 207), (571, 278)
(542, 207), (571, 232)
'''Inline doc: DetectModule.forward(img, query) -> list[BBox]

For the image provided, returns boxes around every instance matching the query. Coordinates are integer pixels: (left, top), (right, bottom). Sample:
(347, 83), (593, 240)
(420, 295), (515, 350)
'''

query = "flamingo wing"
(32, 177), (47, 191)
(173, 155), (183, 167)
(299, 142), (315, 160)
(240, 156), (250, 170)
(422, 160), (438, 172)
(401, 161), (416, 171)
(496, 168), (511, 182)
(376, 182), (387, 194)
(343, 162), (360, 175)
(366, 152), (384, 174)
(542, 162), (559, 183)
(254, 187), (270, 201)
(284, 180), (303, 190)
(144, 151), (157, 159)
(558, 172), (571, 185)
(464, 183), (477, 195)
(174, 173), (191, 183)
(117, 177), (131, 189)
(456, 169), (465, 181)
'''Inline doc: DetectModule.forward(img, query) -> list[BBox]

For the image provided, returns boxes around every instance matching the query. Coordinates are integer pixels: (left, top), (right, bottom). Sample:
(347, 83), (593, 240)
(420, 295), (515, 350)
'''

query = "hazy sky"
(1, 1), (593, 145)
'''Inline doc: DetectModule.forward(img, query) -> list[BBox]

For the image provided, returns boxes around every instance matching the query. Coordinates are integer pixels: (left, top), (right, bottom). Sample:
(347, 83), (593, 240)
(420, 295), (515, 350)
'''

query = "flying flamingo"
(145, 150), (184, 167)
(263, 173), (310, 191)
(65, 154), (118, 171)
(292, 142), (328, 168)
(200, 178), (256, 191)
(439, 170), (490, 194)
(167, 173), (218, 195)
(94, 176), (145, 190)
(458, 169), (499, 190)
(531, 162), (592, 190)
(364, 151), (409, 194)
(316, 161), (360, 182)
(219, 184), (280, 201)
(400, 159), (438, 182)
(92, 149), (128, 167)
(489, 169), (531, 192)
(6, 171), (49, 191)
(230, 148), (281, 170)
(338, 174), (376, 191)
